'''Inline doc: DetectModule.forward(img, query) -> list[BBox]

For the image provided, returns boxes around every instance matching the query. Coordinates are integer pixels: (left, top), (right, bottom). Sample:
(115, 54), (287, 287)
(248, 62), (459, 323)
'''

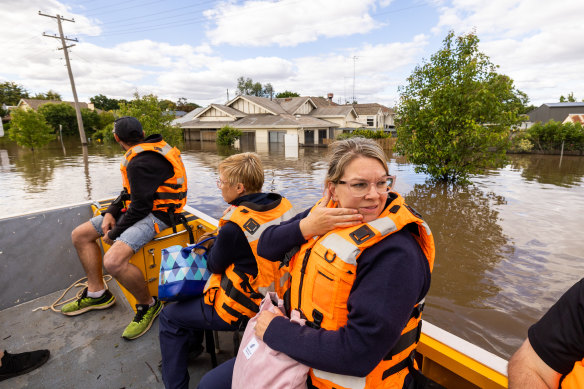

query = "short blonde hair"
(219, 152), (264, 193)
(326, 137), (389, 184)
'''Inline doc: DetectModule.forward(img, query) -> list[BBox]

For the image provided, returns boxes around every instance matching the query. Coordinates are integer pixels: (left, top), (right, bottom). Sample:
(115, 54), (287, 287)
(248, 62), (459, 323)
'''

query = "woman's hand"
(299, 189), (362, 239)
(254, 310), (284, 341)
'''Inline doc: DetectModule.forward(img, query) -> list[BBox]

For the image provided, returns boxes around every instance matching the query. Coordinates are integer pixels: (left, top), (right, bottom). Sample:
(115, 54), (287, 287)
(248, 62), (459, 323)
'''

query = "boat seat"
(91, 199), (214, 311)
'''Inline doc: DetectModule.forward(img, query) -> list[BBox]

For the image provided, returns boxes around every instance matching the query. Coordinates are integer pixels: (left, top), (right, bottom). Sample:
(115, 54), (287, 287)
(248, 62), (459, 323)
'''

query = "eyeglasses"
(336, 175), (395, 197)
(216, 178), (231, 188)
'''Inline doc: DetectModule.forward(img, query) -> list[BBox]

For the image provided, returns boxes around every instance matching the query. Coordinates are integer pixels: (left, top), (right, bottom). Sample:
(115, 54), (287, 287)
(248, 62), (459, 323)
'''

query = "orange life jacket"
(562, 360), (584, 388)
(288, 193), (435, 389)
(120, 139), (188, 215)
(203, 195), (296, 326)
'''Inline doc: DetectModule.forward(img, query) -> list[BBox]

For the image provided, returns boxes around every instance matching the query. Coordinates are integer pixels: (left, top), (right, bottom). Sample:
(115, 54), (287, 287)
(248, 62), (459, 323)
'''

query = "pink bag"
(232, 292), (309, 389)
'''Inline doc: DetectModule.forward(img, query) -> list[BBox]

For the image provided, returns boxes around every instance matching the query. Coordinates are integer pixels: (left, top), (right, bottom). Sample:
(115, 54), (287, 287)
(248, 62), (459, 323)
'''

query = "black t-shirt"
(528, 278), (584, 375)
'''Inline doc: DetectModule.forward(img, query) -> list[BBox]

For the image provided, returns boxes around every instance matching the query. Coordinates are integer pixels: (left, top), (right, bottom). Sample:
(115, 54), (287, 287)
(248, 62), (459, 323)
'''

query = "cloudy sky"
(1, 0), (583, 108)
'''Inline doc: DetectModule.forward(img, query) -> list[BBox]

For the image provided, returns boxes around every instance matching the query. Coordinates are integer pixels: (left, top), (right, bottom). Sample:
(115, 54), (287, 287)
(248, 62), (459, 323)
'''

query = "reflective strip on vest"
(320, 234), (360, 265)
(421, 221), (432, 236)
(225, 208), (296, 244)
(368, 216), (397, 236)
(312, 369), (366, 389)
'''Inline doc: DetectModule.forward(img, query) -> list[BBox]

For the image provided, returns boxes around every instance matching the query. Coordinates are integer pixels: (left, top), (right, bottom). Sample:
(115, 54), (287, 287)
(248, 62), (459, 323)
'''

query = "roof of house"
(234, 95), (288, 115)
(309, 96), (339, 108)
(310, 106), (356, 117)
(352, 103), (394, 115)
(563, 114), (584, 124)
(18, 99), (91, 110)
(180, 119), (234, 129)
(273, 97), (314, 114)
(171, 108), (205, 125)
(544, 102), (584, 108)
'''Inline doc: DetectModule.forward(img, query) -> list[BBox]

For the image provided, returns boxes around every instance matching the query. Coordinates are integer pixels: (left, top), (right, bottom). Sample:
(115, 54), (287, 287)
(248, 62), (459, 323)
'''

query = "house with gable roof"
(181, 94), (360, 147)
(352, 103), (395, 132)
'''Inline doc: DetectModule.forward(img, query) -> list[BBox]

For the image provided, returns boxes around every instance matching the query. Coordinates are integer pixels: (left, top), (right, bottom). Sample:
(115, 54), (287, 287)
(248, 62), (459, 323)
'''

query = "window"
(366, 116), (374, 126)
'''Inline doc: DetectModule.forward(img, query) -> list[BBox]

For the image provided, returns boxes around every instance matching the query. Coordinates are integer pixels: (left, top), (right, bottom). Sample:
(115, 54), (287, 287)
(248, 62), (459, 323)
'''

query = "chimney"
(327, 93), (334, 103)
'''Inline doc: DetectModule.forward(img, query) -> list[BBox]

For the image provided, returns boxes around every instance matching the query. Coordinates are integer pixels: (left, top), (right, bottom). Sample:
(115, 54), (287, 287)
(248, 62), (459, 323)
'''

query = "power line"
(103, 1), (216, 25)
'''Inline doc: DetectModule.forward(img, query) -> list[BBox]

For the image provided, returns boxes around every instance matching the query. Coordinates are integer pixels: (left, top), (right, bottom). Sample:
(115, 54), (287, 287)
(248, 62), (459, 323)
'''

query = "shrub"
(337, 129), (389, 140)
(216, 125), (242, 146)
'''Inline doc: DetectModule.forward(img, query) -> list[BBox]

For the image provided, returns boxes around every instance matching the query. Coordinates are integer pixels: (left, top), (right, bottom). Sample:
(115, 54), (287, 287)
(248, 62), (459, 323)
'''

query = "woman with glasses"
(198, 137), (436, 389)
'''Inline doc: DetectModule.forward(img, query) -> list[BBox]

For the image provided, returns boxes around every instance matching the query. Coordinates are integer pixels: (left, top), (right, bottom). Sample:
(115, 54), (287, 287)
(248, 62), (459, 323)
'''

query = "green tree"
(236, 77), (254, 96)
(118, 92), (182, 146)
(81, 108), (100, 134)
(37, 102), (77, 135)
(236, 77), (270, 97)
(90, 94), (121, 111)
(216, 125), (242, 146)
(158, 99), (177, 111)
(8, 109), (55, 150)
(559, 92), (577, 102)
(275, 91), (300, 98)
(176, 97), (200, 112)
(263, 83), (274, 99)
(33, 90), (62, 100)
(396, 31), (526, 183)
(0, 81), (29, 105)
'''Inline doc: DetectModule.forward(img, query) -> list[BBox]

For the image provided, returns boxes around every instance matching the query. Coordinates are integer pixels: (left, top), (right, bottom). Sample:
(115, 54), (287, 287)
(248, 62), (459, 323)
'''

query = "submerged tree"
(8, 109), (55, 151)
(118, 93), (183, 146)
(396, 31), (527, 183)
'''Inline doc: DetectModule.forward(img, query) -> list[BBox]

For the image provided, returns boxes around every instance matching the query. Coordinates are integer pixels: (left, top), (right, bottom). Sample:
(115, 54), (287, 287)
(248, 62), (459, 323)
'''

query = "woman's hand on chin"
(299, 189), (363, 239)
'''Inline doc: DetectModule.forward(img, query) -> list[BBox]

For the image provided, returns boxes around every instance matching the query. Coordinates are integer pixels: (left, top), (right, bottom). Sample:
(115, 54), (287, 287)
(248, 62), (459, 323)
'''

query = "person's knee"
(103, 250), (126, 276)
(72, 222), (98, 247)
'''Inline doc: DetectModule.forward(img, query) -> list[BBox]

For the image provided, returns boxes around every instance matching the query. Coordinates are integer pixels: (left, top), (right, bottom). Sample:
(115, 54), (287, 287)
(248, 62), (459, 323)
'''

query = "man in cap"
(61, 116), (188, 340)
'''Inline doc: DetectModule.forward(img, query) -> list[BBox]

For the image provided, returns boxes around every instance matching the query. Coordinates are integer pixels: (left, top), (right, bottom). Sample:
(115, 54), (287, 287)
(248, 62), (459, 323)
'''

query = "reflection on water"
(1, 137), (584, 359)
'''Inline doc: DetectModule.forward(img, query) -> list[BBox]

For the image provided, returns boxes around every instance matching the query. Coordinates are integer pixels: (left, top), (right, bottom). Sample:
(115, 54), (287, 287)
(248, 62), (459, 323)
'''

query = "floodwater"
(1, 137), (584, 360)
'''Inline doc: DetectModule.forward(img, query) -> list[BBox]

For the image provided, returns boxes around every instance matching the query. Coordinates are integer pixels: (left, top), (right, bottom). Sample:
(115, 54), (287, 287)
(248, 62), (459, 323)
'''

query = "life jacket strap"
(221, 302), (250, 328)
(154, 191), (187, 200)
(220, 274), (260, 314)
(382, 350), (414, 380)
(384, 320), (422, 360)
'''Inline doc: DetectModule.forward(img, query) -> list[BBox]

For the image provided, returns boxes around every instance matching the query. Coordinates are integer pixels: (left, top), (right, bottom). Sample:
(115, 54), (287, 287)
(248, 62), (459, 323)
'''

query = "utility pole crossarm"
(39, 10), (87, 145)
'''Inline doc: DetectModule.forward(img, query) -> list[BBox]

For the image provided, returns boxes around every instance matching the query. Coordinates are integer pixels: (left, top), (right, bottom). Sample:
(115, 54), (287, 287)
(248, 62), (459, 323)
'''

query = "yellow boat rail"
(417, 321), (508, 388)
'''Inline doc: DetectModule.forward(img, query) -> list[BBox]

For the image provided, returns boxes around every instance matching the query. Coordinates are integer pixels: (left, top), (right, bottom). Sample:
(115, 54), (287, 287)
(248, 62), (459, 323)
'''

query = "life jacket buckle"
(349, 225), (374, 245)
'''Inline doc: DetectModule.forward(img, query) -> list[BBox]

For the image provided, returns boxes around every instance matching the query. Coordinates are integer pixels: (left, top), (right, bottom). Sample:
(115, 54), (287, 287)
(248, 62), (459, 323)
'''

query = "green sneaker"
(122, 297), (163, 340)
(61, 288), (116, 316)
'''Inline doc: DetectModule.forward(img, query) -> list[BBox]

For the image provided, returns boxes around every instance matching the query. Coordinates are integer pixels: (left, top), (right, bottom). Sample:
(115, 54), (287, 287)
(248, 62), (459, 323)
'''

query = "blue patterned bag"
(158, 237), (215, 302)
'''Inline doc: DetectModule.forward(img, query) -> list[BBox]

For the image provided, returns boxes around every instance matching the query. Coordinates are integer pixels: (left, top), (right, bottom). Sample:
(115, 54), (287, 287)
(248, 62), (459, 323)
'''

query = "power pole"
(39, 11), (87, 145)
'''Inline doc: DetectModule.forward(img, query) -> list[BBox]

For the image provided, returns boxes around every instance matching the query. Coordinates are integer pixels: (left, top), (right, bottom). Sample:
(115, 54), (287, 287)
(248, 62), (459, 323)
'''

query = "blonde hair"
(326, 137), (389, 184)
(219, 152), (264, 193)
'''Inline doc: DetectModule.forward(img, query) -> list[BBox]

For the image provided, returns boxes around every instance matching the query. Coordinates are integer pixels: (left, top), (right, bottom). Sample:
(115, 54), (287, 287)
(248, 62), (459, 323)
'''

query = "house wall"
(232, 99), (271, 114)
(529, 105), (584, 123)
(296, 102), (314, 115)
(323, 117), (347, 127)
(199, 107), (235, 122)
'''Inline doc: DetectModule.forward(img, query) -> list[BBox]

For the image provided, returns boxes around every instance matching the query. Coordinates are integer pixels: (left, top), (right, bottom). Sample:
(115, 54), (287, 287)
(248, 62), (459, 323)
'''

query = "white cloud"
(431, 0), (584, 104)
(204, 0), (382, 47)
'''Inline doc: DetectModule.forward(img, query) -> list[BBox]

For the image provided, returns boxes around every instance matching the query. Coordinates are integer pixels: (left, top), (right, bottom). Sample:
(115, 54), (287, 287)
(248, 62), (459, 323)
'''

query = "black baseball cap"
(113, 116), (144, 142)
